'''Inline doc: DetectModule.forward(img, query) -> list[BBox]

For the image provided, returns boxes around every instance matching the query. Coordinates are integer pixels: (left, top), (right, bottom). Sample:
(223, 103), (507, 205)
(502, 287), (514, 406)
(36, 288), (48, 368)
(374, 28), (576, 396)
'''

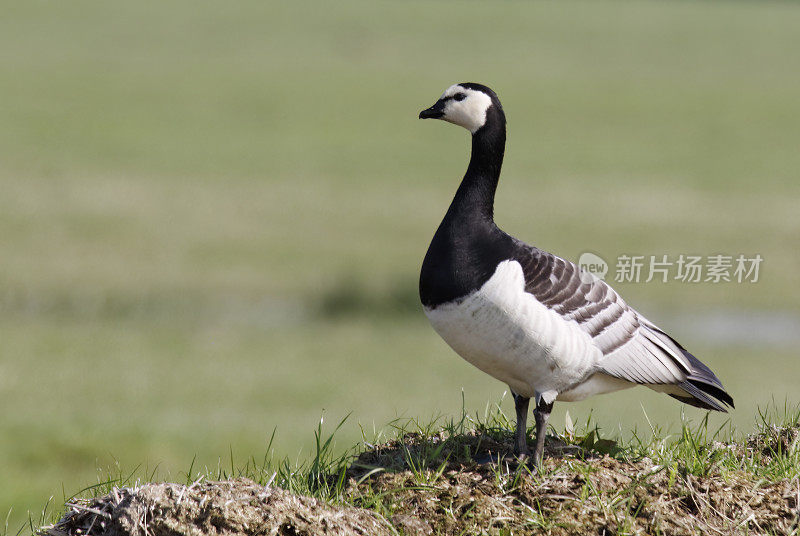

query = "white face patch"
(439, 84), (493, 134)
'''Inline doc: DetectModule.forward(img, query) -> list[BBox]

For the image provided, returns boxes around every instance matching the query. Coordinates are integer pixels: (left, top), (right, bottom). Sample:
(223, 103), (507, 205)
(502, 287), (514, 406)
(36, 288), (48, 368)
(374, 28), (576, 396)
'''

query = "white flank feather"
(424, 260), (617, 400)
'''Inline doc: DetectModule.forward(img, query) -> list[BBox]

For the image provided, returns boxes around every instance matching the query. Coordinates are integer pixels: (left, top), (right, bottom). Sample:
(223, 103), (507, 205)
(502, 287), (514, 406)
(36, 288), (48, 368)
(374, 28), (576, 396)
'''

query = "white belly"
(424, 260), (602, 399)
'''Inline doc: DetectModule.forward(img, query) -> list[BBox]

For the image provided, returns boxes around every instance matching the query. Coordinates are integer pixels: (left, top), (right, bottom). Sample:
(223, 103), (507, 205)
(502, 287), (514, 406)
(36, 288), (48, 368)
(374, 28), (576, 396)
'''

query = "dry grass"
(43, 480), (393, 536)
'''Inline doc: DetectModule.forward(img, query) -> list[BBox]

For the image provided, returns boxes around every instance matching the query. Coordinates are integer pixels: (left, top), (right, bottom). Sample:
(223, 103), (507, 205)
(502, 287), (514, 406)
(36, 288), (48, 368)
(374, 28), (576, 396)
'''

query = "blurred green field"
(2, 0), (799, 531)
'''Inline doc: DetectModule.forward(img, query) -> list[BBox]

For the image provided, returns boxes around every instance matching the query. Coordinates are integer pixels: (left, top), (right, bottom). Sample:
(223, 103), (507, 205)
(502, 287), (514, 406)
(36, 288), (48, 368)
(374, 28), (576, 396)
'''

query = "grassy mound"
(41, 406), (800, 536)
(347, 430), (797, 535)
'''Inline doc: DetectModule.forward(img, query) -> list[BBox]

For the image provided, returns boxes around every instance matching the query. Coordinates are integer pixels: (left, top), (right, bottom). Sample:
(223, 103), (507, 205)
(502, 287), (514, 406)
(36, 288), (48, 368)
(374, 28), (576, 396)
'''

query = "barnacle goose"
(418, 83), (733, 466)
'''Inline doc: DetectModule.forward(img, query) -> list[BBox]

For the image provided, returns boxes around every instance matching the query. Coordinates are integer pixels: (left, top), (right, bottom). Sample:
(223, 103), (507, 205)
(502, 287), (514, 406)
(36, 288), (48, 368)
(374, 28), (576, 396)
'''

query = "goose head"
(419, 83), (503, 134)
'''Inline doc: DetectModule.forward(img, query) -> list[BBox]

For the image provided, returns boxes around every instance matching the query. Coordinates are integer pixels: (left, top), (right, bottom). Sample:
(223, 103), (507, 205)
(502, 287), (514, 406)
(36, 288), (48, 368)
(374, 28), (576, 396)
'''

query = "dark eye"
(453, 93), (466, 102)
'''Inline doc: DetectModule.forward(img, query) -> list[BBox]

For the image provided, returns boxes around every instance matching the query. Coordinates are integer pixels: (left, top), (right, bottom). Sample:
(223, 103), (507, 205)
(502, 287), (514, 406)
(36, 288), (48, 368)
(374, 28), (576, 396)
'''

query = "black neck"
(447, 112), (506, 223)
(419, 104), (511, 307)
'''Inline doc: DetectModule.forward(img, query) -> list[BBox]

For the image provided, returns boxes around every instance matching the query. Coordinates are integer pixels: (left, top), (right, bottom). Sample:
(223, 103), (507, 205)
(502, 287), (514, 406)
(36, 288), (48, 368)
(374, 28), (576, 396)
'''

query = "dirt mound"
(43, 479), (394, 536)
(42, 423), (800, 536)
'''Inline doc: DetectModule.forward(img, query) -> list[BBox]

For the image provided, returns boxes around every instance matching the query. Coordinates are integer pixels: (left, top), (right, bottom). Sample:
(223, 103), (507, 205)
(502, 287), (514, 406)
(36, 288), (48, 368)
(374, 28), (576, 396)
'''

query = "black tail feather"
(671, 348), (734, 412)
(671, 381), (728, 412)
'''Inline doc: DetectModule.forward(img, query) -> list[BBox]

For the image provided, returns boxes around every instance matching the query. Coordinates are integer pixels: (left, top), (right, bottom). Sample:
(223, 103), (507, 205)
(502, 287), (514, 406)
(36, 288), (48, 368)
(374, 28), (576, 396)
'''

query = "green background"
(1, 1), (798, 531)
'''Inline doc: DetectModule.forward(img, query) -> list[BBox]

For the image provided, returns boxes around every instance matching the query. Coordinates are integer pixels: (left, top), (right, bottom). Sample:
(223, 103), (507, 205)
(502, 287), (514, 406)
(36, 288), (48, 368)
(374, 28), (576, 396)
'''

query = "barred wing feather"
(512, 243), (733, 411)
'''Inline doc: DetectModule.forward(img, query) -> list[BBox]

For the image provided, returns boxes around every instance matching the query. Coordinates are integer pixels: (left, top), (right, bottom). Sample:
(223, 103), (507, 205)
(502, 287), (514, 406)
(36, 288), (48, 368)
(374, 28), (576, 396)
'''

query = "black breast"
(419, 218), (516, 308)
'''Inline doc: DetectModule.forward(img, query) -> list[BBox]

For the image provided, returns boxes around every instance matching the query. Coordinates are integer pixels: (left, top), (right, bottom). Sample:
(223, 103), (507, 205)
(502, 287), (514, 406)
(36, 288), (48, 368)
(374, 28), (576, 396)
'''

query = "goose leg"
(513, 393), (531, 459)
(532, 398), (554, 466)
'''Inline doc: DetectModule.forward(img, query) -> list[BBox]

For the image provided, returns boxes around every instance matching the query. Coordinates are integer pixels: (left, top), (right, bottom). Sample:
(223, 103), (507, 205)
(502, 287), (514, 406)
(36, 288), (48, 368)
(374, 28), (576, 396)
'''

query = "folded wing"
(512, 243), (733, 411)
